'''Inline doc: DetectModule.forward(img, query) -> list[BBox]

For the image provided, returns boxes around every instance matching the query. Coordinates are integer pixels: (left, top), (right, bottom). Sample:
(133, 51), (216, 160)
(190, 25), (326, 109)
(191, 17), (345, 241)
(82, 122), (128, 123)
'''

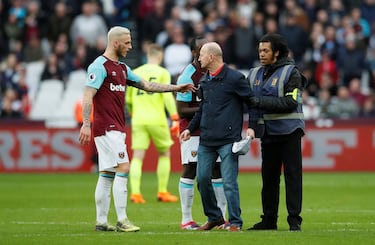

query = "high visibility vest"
(248, 65), (304, 135)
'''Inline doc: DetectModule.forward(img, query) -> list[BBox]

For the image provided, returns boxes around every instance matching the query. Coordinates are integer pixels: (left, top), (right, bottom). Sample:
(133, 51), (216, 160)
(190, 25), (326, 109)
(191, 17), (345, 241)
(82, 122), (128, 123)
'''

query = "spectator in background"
(70, 0), (107, 49)
(15, 63), (30, 118)
(4, 11), (24, 48)
(320, 25), (340, 61)
(8, 0), (27, 26)
(235, 0), (257, 22)
(280, 0), (309, 32)
(179, 0), (203, 25)
(319, 71), (338, 96)
(314, 50), (339, 88)
(23, 0), (45, 46)
(40, 53), (65, 82)
(102, 0), (132, 27)
(156, 18), (176, 48)
(0, 88), (23, 118)
(348, 77), (367, 108)
(337, 34), (366, 87)
(86, 36), (107, 66)
(53, 34), (73, 77)
(326, 85), (359, 119)
(335, 15), (354, 47)
(309, 21), (325, 64)
(0, 61), (28, 119)
(259, 0), (280, 20)
(0, 0), (9, 60)
(252, 11), (266, 43)
(360, 0), (375, 26)
(202, 7), (223, 33)
(46, 2), (72, 46)
(350, 7), (371, 44)
(302, 89), (320, 120)
(317, 88), (334, 118)
(279, 12), (308, 66)
(69, 39), (89, 71)
(359, 94), (375, 118)
(315, 8), (330, 27)
(191, 20), (206, 40)
(302, 0), (319, 24)
(141, 0), (168, 44)
(213, 25), (234, 66)
(23, 34), (44, 62)
(215, 0), (232, 28)
(264, 17), (279, 34)
(327, 0), (346, 25)
(0, 53), (20, 93)
(231, 16), (257, 69)
(164, 24), (192, 84)
(157, 4), (190, 48)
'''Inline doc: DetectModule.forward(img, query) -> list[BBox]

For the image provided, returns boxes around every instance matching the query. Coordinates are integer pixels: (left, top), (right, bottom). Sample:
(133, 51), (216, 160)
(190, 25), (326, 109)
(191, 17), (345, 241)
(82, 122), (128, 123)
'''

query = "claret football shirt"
(86, 55), (141, 137)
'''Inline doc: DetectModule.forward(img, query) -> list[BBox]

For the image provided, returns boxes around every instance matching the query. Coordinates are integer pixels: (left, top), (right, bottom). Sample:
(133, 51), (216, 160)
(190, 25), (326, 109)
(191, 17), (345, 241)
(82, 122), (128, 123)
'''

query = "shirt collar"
(209, 63), (225, 77)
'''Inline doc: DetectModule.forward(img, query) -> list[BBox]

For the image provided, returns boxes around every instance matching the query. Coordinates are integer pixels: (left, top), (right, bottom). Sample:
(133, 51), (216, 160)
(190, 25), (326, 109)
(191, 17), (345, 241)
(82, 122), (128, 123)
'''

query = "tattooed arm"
(127, 79), (195, 93)
(79, 87), (97, 145)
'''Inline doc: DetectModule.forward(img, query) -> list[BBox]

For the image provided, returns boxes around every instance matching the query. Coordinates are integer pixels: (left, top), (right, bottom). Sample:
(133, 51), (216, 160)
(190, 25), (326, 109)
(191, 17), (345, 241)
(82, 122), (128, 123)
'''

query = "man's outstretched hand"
(176, 83), (197, 92)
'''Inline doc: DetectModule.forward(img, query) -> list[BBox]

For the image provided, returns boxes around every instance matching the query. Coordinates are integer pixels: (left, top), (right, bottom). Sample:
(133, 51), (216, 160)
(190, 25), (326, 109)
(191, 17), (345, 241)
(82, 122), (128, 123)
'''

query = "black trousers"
(260, 130), (303, 225)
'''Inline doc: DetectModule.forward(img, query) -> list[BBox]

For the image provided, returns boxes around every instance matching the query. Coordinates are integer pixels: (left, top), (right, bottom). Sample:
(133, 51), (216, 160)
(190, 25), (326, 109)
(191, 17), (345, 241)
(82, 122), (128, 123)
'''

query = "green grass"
(0, 172), (374, 245)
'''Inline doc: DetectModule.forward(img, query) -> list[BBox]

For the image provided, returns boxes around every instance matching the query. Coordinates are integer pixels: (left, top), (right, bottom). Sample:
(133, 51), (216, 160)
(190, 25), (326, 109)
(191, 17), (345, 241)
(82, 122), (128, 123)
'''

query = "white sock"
(212, 178), (227, 219)
(95, 173), (114, 224)
(113, 173), (128, 222)
(179, 177), (195, 224)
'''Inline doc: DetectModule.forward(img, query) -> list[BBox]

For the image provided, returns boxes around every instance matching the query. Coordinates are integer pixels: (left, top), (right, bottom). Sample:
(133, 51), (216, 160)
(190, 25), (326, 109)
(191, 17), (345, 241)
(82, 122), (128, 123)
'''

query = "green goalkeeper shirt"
(125, 63), (177, 126)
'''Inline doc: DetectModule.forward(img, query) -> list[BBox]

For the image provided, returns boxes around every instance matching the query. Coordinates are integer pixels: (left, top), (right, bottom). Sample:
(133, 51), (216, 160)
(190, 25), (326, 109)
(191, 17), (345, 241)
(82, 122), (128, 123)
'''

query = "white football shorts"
(94, 130), (129, 172)
(180, 136), (220, 164)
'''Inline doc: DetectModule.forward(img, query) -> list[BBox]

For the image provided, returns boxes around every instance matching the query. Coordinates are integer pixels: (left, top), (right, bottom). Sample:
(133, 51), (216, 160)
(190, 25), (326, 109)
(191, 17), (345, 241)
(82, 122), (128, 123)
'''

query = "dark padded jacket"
(187, 64), (254, 147)
(247, 57), (307, 141)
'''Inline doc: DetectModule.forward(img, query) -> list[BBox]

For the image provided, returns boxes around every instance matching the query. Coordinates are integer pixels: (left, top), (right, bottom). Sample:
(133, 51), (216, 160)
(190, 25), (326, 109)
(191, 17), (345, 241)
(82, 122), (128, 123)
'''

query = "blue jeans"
(196, 143), (243, 227)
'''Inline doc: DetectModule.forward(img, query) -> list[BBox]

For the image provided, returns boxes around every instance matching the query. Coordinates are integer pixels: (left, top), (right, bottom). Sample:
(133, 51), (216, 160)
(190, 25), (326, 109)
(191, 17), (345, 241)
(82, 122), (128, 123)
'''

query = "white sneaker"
(116, 219), (140, 232)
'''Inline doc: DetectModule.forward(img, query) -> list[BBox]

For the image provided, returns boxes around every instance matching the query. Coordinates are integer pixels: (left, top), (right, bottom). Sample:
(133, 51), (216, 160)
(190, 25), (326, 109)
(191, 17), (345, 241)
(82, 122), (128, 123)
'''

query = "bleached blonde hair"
(107, 26), (130, 43)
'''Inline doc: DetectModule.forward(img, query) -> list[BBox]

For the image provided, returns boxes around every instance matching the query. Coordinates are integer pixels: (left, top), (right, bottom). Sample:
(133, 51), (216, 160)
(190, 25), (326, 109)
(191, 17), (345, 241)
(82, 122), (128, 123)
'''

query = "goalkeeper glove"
(170, 114), (180, 137)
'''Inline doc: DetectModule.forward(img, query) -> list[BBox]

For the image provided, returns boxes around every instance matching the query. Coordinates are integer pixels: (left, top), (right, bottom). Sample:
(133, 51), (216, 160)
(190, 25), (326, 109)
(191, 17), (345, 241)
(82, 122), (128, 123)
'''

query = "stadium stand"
(29, 79), (64, 121)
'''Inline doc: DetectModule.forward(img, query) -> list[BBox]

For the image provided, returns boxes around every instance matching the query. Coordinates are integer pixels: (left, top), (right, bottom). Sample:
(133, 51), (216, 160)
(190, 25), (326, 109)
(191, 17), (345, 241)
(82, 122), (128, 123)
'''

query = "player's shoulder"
(181, 63), (196, 74)
(177, 63), (195, 84)
(88, 56), (107, 70)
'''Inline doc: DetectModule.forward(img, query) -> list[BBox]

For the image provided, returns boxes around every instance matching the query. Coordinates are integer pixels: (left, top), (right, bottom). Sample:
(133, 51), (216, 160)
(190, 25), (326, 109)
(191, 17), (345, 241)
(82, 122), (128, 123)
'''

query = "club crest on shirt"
(271, 77), (278, 86)
(122, 70), (127, 79)
(112, 71), (116, 76)
(191, 151), (197, 157)
(89, 73), (96, 81)
(118, 152), (125, 159)
(255, 79), (260, 86)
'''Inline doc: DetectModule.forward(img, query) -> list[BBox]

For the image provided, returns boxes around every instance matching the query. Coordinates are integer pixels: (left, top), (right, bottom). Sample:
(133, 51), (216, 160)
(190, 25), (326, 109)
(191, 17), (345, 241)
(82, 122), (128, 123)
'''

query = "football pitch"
(0, 172), (374, 245)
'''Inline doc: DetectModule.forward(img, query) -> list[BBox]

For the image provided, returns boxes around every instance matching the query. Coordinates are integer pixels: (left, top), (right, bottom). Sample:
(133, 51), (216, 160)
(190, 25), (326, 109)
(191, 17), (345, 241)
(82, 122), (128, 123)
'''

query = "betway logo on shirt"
(110, 83), (126, 92)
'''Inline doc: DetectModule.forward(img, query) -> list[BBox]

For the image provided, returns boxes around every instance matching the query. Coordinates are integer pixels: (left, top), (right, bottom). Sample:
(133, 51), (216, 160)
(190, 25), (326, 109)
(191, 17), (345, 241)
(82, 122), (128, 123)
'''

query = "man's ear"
(275, 50), (279, 58)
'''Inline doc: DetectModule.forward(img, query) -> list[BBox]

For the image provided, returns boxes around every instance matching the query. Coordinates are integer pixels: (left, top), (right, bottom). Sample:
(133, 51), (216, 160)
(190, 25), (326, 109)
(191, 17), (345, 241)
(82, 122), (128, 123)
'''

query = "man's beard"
(116, 49), (126, 58)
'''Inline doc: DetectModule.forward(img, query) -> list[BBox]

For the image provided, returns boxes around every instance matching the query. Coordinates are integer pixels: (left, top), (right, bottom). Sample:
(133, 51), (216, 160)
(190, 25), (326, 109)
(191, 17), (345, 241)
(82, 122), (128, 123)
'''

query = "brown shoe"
(228, 225), (241, 232)
(197, 218), (225, 230)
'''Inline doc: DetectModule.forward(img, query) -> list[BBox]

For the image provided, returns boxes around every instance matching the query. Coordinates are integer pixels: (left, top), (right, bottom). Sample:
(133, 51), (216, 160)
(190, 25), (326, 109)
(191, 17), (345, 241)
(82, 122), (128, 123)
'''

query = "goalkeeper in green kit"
(126, 43), (179, 204)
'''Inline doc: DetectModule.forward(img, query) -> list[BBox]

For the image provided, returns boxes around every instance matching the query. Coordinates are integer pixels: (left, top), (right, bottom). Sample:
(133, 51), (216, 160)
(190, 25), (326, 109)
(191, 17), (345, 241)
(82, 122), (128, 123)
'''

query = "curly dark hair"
(259, 33), (290, 59)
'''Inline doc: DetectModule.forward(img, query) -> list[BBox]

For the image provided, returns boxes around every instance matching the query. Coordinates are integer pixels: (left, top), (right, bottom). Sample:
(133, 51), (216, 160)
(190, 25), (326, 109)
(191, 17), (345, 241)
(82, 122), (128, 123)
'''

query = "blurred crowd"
(1, 0), (375, 120)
